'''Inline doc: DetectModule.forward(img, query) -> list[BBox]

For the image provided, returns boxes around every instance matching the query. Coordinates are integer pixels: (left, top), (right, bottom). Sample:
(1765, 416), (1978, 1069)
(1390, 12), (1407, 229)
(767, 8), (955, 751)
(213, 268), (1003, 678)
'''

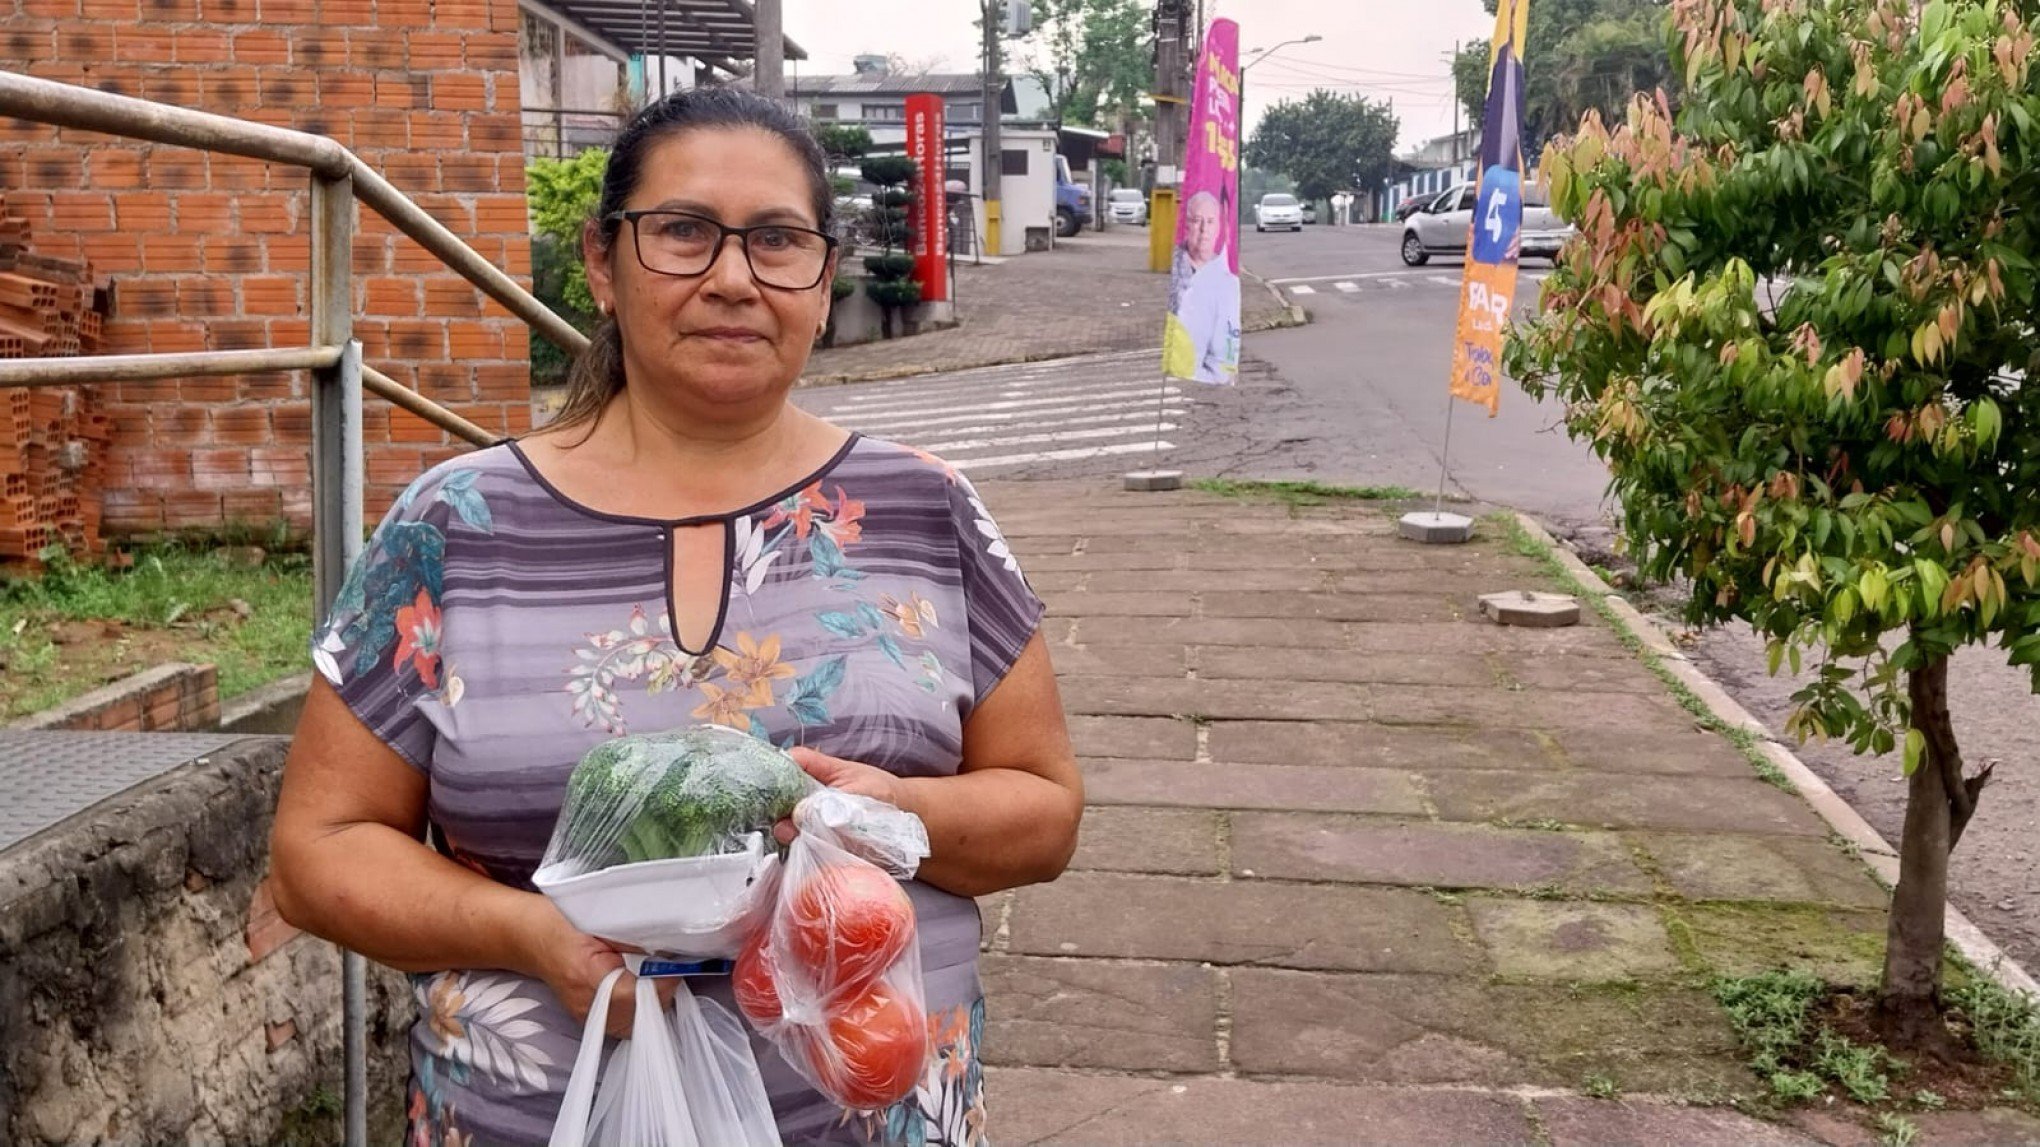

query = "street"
(801, 220), (2040, 977)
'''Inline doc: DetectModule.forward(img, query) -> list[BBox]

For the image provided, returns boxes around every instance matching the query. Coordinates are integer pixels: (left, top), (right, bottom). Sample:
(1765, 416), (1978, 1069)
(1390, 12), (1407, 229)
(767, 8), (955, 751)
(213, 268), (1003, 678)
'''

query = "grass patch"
(0, 545), (313, 719)
(1948, 977), (2040, 1104)
(1715, 969), (1899, 1104)
(1191, 477), (1431, 509)
(1582, 1070), (1622, 1099)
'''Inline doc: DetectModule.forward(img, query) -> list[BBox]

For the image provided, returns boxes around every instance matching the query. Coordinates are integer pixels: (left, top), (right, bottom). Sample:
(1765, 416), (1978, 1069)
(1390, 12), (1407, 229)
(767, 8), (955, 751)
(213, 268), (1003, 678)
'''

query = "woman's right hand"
(517, 899), (674, 1039)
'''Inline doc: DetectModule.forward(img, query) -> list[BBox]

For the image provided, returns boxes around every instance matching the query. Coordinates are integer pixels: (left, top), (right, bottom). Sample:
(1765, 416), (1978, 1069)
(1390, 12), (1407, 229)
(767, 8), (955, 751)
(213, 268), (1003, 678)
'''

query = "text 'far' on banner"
(1162, 17), (1241, 386)
(1449, 0), (1532, 417)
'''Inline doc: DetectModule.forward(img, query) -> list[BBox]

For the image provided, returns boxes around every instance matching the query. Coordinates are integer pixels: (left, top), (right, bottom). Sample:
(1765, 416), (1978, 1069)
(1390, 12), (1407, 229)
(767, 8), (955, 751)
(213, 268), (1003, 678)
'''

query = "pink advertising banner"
(1161, 17), (1241, 385)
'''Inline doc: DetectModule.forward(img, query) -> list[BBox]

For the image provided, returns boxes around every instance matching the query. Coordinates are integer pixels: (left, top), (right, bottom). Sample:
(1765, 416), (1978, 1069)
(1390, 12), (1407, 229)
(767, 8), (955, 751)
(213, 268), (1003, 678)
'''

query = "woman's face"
(585, 127), (835, 418)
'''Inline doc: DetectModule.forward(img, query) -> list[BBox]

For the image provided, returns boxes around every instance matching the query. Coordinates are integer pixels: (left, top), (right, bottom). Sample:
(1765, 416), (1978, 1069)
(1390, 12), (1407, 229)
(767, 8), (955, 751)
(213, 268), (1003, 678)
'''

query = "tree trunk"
(1874, 651), (1983, 1057)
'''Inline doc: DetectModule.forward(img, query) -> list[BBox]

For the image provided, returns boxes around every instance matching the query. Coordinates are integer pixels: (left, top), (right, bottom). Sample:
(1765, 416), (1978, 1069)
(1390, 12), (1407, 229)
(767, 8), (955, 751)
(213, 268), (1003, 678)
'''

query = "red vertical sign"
(906, 94), (949, 303)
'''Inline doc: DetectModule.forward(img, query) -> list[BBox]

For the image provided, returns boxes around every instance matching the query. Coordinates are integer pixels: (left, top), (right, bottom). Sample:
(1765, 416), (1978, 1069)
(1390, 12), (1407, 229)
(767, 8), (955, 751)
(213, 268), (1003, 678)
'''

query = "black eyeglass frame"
(603, 209), (840, 291)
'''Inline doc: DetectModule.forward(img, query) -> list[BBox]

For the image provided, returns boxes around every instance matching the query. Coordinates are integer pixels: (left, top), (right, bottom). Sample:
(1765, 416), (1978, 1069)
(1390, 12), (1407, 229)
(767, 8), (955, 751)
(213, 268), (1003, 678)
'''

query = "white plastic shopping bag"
(548, 960), (780, 1147)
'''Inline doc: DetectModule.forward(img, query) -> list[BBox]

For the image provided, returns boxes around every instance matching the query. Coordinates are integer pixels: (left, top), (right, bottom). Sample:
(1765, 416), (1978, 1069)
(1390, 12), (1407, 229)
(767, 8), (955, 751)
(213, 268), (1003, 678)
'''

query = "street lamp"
(1240, 35), (1320, 217)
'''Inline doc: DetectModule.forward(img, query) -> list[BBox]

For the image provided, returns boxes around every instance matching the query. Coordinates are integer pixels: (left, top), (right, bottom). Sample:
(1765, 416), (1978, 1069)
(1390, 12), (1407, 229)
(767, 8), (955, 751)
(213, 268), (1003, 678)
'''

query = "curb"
(1512, 511), (2040, 1001)
(1244, 270), (1309, 331)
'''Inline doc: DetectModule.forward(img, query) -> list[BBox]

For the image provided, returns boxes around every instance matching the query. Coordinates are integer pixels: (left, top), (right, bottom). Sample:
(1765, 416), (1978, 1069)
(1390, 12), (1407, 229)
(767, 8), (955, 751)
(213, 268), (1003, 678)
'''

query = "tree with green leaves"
(1508, 0), (2040, 1052)
(1245, 89), (1399, 204)
(1456, 0), (1676, 154)
(1021, 0), (1152, 132)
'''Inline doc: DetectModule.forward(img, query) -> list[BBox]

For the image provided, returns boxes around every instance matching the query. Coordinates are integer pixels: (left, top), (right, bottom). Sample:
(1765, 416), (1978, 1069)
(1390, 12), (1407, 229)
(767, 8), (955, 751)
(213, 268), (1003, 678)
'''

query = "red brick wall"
(0, 0), (536, 531)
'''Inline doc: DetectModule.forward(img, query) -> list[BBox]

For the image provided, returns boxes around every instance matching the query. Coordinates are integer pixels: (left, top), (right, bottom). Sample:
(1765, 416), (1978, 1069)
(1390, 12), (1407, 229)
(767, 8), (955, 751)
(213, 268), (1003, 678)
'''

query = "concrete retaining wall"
(0, 736), (413, 1145)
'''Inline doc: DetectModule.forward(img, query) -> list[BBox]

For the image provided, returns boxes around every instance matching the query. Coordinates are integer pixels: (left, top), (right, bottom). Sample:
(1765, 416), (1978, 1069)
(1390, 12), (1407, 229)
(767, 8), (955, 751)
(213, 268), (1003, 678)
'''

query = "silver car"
(1400, 182), (1575, 265)
(1255, 192), (1303, 232)
(1107, 188), (1148, 226)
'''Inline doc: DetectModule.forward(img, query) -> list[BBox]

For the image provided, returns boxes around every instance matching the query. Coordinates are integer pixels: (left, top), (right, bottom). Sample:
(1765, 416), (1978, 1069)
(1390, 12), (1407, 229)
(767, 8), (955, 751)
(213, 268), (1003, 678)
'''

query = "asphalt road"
(1238, 222), (2040, 976)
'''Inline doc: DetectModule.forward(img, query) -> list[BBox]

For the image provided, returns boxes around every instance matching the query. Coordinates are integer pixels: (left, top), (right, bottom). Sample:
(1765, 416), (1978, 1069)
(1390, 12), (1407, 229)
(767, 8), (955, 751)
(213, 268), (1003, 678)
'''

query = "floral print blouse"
(314, 435), (1043, 1147)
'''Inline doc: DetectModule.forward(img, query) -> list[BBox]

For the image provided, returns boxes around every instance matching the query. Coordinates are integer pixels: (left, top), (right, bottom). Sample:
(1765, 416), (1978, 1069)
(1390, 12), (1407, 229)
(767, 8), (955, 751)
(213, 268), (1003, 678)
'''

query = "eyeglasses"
(606, 210), (838, 291)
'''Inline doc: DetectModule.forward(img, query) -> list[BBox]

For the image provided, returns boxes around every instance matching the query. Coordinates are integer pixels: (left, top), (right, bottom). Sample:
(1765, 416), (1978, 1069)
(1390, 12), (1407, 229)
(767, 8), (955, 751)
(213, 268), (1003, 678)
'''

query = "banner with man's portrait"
(1162, 17), (1241, 385)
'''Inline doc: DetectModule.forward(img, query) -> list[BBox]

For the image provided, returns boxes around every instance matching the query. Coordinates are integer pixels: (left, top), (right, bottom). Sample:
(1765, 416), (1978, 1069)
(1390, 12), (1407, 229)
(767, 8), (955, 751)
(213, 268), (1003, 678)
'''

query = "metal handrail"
(0, 69), (597, 1145)
(0, 72), (589, 359)
(0, 346), (342, 386)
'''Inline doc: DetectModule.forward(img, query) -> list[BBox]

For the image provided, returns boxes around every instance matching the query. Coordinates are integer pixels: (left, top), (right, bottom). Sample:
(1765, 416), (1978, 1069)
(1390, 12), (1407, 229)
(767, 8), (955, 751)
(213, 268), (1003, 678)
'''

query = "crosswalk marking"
(1289, 284), (1316, 295)
(1383, 278), (1412, 289)
(1429, 275), (1461, 288)
(839, 397), (1188, 436)
(954, 440), (1175, 471)
(798, 354), (1198, 474)
(1334, 281), (1360, 293)
(833, 384), (1181, 422)
(922, 422), (1177, 453)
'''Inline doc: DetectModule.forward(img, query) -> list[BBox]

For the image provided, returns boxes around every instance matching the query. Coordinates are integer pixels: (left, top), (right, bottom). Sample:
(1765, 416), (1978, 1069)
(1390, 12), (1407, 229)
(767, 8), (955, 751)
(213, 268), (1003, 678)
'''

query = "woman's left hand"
(774, 747), (904, 844)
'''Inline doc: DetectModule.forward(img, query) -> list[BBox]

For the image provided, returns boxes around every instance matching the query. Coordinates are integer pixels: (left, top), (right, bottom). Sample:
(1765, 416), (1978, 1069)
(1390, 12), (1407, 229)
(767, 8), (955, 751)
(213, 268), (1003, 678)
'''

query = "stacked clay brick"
(0, 196), (114, 565)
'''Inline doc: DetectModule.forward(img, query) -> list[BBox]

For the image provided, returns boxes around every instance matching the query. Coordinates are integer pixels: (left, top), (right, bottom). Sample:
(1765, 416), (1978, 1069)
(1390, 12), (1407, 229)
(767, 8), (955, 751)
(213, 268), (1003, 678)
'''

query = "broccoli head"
(555, 726), (816, 867)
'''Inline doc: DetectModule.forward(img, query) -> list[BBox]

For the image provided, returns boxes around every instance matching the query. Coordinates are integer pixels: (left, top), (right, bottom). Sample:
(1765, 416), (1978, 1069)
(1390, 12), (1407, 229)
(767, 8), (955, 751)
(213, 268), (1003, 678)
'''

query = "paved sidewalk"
(801, 228), (1298, 385)
(968, 480), (2040, 1146)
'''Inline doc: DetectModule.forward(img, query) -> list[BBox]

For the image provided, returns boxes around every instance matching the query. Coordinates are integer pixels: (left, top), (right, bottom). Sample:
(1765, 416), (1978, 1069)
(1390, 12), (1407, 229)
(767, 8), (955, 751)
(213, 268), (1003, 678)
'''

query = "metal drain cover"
(0, 731), (250, 853)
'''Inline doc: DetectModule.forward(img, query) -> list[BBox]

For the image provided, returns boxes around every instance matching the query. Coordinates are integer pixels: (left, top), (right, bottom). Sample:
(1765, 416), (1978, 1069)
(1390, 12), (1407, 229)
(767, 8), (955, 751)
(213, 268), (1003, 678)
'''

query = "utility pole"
(755, 0), (784, 99)
(1149, 0), (1188, 272)
(982, 0), (1005, 255)
(1450, 40), (1460, 168)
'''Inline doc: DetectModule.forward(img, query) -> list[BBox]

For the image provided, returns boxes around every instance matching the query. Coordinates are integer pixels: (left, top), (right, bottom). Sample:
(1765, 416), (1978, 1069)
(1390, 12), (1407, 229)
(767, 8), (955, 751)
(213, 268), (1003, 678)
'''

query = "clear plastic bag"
(540, 726), (817, 873)
(733, 789), (935, 1113)
(549, 961), (782, 1147)
(534, 726), (818, 958)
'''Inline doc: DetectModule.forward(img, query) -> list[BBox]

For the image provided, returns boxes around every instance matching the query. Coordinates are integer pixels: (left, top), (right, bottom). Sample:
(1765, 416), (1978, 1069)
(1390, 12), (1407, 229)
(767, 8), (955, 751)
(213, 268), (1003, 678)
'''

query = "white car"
(1107, 188), (1148, 226)
(1255, 193), (1303, 232)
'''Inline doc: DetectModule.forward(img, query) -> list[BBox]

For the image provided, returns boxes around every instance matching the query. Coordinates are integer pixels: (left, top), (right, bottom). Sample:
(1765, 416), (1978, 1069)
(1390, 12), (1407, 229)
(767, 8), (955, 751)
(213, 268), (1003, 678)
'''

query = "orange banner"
(1449, 0), (1531, 417)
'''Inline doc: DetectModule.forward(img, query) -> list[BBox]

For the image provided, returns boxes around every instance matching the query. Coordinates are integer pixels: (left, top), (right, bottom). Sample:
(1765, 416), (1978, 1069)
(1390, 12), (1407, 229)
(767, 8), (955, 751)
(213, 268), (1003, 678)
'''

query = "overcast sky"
(781, 0), (1499, 151)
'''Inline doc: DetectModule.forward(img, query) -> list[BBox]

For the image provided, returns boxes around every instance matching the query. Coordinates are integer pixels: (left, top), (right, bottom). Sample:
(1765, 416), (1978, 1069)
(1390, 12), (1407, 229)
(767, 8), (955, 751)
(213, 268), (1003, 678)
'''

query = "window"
(1000, 149), (1029, 176)
(1261, 193), (1297, 207)
(1456, 186), (1477, 211)
(814, 103), (839, 120)
(865, 103), (905, 122)
(953, 102), (982, 122)
(1110, 189), (1144, 203)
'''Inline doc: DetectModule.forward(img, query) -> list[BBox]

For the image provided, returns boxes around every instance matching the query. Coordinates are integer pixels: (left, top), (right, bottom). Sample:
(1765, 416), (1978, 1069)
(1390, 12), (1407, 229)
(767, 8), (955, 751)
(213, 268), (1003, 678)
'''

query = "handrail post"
(309, 169), (369, 1147)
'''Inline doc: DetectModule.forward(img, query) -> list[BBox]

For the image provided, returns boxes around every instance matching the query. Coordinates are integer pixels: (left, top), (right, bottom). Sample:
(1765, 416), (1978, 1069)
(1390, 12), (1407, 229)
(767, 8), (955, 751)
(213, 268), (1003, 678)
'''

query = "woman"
(270, 87), (1083, 1147)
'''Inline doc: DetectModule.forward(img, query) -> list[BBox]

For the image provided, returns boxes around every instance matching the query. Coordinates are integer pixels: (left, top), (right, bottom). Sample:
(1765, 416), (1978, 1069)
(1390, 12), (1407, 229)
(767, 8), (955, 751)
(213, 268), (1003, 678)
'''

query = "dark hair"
(553, 87), (837, 435)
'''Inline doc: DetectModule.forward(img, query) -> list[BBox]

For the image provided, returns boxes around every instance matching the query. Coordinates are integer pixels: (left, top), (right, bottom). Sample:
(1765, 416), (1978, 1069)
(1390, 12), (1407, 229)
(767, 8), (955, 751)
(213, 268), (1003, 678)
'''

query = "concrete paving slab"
(984, 1067), (1537, 1147)
(1545, 725), (1762, 777)
(1206, 720), (1549, 771)
(1227, 969), (1749, 1092)
(1345, 620), (1634, 658)
(1426, 770), (1830, 836)
(1199, 590), (1457, 623)
(1045, 643), (1189, 679)
(1044, 592), (1195, 618)
(978, 956), (1220, 1073)
(1008, 872), (1475, 973)
(1537, 1097), (1822, 1146)
(1069, 615), (1359, 649)
(1369, 683), (1692, 730)
(1065, 715), (1196, 760)
(1230, 815), (1653, 895)
(1466, 900), (1684, 980)
(1493, 651), (1668, 693)
(1193, 646), (1497, 688)
(1079, 759), (1427, 815)
(1059, 676), (1373, 722)
(1069, 807), (1221, 876)
(1080, 569), (1334, 594)
(1630, 832), (1890, 909)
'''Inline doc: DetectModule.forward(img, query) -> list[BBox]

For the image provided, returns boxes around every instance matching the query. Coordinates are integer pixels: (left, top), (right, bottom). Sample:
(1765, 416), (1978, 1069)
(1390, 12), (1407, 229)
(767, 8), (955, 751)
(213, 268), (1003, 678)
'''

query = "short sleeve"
(948, 473), (1045, 710)
(309, 469), (459, 772)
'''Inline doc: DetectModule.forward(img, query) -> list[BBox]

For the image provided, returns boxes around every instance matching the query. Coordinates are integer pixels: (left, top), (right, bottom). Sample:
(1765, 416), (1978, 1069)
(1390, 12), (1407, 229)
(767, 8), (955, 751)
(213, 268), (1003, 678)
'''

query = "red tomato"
(813, 983), (929, 1110)
(784, 863), (914, 997)
(733, 930), (783, 1027)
